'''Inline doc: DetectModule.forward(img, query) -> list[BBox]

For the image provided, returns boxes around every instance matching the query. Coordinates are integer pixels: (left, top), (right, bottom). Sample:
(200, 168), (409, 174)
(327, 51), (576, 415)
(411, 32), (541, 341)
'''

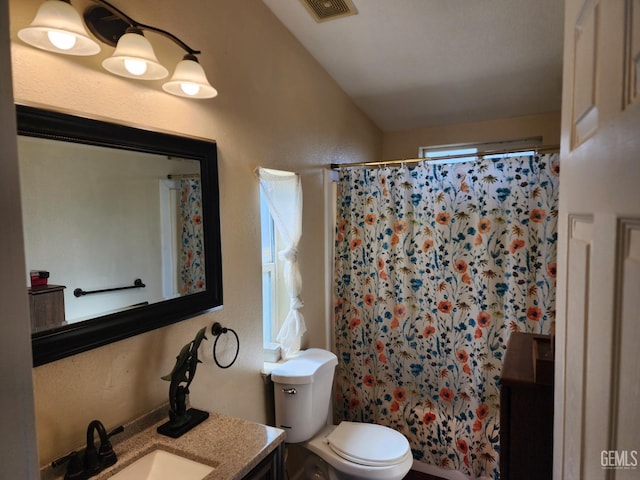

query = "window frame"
(418, 137), (543, 162)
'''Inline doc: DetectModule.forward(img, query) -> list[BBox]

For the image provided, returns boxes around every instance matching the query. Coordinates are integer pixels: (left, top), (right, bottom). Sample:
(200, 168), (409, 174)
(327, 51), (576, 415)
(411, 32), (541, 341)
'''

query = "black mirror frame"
(17, 105), (223, 367)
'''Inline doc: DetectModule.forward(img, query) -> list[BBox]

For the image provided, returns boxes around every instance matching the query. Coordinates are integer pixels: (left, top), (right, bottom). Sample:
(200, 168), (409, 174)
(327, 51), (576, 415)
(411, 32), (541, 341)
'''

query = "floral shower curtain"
(179, 178), (206, 294)
(333, 154), (559, 478)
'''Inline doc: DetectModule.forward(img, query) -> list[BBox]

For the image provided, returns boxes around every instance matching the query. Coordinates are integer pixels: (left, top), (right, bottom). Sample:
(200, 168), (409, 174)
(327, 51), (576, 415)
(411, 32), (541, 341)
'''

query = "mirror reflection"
(19, 136), (206, 333)
(17, 105), (222, 366)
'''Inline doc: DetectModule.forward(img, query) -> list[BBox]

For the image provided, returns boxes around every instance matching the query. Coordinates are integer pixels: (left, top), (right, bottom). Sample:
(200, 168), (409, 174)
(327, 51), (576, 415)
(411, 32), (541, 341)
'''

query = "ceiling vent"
(299, 0), (358, 23)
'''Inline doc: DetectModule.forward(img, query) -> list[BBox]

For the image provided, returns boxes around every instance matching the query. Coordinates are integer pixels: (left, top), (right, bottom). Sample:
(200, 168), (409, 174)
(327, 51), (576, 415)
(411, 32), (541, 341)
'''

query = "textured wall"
(8, 0), (381, 465)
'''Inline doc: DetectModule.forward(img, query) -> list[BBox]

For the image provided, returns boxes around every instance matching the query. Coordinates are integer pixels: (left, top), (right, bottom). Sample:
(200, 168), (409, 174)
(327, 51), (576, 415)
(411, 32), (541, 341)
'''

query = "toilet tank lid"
(271, 349), (338, 384)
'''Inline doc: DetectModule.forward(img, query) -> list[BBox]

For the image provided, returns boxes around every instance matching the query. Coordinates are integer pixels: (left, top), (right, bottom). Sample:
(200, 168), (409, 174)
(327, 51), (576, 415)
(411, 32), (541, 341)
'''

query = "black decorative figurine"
(157, 327), (210, 438)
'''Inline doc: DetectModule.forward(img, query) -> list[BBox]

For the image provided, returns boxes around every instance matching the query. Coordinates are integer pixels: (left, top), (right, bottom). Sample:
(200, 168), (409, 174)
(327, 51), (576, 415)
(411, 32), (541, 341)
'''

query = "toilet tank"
(271, 349), (338, 443)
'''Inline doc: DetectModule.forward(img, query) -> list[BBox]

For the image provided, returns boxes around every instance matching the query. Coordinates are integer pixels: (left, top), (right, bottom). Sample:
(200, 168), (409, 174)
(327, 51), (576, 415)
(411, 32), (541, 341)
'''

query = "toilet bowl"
(271, 349), (413, 480)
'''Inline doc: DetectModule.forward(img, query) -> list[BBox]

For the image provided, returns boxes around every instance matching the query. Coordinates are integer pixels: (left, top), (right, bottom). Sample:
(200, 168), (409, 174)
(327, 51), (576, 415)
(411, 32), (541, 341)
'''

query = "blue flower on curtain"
(180, 178), (206, 294)
(333, 154), (559, 478)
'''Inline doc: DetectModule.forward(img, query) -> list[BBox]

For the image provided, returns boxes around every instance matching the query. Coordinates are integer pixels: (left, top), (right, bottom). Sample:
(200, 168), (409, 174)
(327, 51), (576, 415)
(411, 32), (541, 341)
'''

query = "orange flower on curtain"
(333, 154), (559, 478)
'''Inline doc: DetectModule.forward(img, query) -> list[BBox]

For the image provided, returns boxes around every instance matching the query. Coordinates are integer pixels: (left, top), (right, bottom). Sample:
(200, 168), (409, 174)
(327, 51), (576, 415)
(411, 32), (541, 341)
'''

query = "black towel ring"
(210, 322), (239, 369)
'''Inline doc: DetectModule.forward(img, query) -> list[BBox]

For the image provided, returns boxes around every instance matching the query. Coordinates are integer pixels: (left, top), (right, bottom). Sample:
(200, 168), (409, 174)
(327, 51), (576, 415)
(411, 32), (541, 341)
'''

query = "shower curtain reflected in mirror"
(179, 178), (206, 294)
(333, 154), (559, 478)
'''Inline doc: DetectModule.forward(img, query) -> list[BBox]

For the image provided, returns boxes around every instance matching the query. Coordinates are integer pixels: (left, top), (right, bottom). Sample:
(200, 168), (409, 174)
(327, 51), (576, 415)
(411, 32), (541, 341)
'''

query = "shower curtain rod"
(329, 144), (560, 169)
(167, 173), (201, 179)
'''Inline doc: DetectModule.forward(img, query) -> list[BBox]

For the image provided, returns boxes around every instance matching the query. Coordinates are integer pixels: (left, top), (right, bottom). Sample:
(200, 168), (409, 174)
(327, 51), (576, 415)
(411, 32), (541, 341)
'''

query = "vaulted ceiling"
(263, 0), (565, 132)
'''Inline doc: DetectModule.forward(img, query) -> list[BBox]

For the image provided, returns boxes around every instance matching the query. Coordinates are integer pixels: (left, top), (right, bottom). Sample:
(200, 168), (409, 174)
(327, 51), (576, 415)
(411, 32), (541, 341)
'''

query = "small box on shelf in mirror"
(30, 270), (49, 287)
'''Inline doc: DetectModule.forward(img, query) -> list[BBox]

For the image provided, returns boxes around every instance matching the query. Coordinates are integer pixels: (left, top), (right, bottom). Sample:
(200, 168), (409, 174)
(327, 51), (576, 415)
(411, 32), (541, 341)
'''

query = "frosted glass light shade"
(102, 31), (168, 80)
(163, 56), (217, 99)
(18, 0), (100, 56)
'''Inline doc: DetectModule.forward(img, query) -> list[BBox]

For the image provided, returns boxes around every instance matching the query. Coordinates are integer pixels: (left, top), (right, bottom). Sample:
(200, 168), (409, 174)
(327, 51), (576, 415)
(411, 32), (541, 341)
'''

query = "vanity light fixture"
(18, 0), (101, 55)
(102, 27), (168, 80)
(162, 54), (218, 99)
(18, 0), (217, 99)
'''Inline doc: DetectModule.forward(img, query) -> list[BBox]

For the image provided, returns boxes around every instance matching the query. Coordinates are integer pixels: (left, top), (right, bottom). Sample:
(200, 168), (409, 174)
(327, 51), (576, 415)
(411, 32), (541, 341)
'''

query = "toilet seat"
(326, 421), (410, 467)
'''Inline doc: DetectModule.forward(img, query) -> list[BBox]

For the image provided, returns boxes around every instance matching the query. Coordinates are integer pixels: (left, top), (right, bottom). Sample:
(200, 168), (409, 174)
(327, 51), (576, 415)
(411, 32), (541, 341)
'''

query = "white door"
(555, 0), (640, 479)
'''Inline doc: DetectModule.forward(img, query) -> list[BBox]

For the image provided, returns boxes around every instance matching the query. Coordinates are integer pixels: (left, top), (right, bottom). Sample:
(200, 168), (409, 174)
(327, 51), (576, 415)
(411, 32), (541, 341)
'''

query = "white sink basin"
(109, 449), (215, 480)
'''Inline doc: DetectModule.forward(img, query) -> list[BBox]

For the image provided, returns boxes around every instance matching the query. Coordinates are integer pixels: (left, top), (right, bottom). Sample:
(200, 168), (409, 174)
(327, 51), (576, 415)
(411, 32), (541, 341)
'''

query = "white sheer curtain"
(256, 167), (306, 359)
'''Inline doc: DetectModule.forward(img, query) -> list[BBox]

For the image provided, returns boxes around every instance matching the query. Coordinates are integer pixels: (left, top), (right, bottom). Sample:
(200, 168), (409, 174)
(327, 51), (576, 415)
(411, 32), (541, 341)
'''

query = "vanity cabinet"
(243, 442), (285, 480)
(28, 284), (66, 333)
(500, 332), (554, 480)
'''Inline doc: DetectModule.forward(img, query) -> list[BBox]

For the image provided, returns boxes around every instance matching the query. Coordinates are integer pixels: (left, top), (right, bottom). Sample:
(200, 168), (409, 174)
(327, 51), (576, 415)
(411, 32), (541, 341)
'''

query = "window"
(260, 189), (278, 346)
(419, 137), (542, 162)
(257, 167), (304, 360)
(421, 146), (478, 163)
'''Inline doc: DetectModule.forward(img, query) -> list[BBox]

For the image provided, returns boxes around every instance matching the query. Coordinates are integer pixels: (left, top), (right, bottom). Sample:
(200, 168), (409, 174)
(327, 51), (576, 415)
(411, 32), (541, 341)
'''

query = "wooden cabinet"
(500, 332), (554, 480)
(28, 284), (66, 333)
(243, 442), (285, 480)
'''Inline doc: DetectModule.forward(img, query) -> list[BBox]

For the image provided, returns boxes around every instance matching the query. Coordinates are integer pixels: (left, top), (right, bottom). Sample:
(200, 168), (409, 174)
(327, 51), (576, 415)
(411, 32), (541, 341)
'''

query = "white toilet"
(271, 348), (413, 480)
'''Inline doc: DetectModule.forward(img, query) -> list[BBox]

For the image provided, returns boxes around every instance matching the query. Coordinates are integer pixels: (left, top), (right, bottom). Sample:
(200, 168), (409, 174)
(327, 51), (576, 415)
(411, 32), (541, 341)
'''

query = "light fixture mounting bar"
(85, 0), (201, 55)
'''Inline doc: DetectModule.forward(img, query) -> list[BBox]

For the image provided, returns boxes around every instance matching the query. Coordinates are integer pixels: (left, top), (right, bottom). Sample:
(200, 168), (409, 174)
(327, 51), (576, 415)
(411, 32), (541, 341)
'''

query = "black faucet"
(84, 420), (119, 475)
(52, 420), (124, 480)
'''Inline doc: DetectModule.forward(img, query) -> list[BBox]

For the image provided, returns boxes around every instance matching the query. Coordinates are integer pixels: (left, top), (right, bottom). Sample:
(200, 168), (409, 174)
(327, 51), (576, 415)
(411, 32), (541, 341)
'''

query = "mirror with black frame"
(16, 105), (223, 366)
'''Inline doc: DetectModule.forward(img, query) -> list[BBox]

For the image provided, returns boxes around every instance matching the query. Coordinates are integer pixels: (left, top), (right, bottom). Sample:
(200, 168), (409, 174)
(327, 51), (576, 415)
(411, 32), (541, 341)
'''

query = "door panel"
(623, 0), (640, 106)
(563, 216), (593, 480)
(572, 0), (600, 146)
(613, 220), (640, 480)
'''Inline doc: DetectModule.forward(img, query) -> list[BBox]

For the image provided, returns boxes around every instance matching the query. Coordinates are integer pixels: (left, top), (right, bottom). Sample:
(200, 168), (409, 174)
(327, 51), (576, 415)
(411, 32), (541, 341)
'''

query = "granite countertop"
(41, 405), (285, 480)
